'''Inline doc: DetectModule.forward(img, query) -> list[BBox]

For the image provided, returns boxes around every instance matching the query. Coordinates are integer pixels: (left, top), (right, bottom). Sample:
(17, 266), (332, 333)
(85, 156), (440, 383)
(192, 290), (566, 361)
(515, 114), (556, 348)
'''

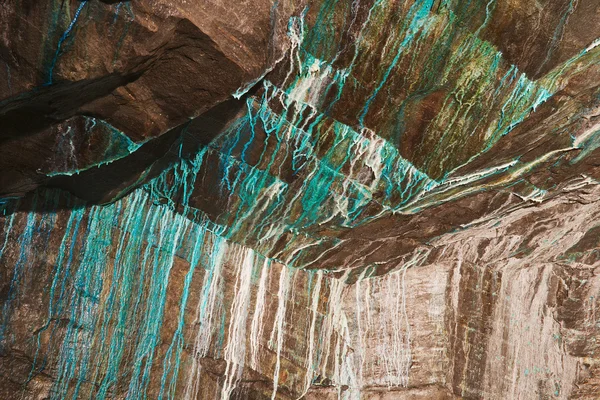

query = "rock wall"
(1, 0), (600, 399)
(0, 188), (339, 399)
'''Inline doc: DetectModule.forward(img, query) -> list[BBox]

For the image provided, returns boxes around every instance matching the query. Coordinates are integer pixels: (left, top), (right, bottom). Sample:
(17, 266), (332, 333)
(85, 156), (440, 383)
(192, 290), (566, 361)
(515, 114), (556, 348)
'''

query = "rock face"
(1, 0), (600, 399)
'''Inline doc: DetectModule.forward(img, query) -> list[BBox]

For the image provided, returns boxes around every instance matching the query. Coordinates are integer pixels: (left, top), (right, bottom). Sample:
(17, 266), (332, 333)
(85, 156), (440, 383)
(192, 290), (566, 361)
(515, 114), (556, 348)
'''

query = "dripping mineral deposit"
(1, 1), (600, 399)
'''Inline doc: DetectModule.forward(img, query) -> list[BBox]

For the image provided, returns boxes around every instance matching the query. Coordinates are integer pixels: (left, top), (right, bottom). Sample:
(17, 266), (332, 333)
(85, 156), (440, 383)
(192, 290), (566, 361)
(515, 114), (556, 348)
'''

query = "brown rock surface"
(1, 1), (600, 399)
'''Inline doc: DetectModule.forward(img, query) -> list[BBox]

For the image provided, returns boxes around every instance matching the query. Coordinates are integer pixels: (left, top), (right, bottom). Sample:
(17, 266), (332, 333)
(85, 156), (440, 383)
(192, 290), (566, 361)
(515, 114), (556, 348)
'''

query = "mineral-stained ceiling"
(1, 0), (600, 399)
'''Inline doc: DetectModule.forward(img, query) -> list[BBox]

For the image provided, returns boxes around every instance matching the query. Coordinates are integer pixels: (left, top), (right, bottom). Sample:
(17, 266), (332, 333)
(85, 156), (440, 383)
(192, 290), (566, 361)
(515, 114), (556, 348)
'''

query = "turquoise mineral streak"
(358, 0), (435, 126)
(44, 117), (143, 177)
(0, 195), (40, 347)
(52, 205), (116, 399)
(0, 188), (266, 399)
(3, 2), (597, 398)
(292, 0), (557, 180)
(47, 1), (88, 85)
(112, 2), (135, 66)
(158, 225), (206, 400)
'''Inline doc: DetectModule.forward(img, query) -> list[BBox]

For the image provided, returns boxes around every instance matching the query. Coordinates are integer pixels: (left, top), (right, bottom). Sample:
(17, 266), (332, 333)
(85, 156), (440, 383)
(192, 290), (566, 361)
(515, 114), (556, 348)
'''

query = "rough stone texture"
(0, 0), (300, 199)
(1, 0), (600, 399)
(2, 184), (599, 399)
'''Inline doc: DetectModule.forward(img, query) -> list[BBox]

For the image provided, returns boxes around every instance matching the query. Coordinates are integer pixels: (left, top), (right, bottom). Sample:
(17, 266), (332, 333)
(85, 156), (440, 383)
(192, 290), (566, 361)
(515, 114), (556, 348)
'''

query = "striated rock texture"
(1, 0), (600, 399)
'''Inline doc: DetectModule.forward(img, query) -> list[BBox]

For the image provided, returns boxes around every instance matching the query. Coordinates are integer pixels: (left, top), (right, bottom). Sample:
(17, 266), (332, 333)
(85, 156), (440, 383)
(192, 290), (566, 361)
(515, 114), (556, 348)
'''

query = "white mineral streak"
(483, 264), (578, 399)
(222, 248), (256, 399)
(361, 128), (386, 191)
(288, 58), (332, 107)
(513, 186), (547, 203)
(441, 160), (518, 188)
(319, 275), (347, 383)
(301, 270), (324, 397)
(561, 174), (598, 192)
(180, 236), (422, 400)
(279, 13), (305, 104)
(426, 183), (600, 399)
(298, 260), (419, 399)
(335, 129), (388, 224)
(573, 121), (600, 148)
(270, 266), (294, 400)
(183, 238), (227, 400)
(584, 37), (600, 53)
(250, 258), (271, 371)
(356, 264), (414, 388)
